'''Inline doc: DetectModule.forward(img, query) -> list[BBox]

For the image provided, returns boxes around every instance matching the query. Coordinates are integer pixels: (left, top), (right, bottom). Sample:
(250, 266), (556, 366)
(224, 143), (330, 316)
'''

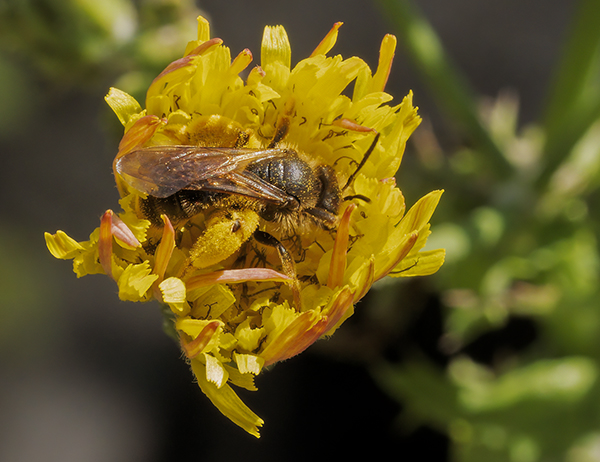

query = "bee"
(116, 144), (342, 233)
(115, 121), (379, 293)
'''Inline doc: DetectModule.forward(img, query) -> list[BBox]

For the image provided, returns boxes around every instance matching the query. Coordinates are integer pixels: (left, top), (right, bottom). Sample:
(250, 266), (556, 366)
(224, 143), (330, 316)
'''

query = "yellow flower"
(45, 17), (445, 437)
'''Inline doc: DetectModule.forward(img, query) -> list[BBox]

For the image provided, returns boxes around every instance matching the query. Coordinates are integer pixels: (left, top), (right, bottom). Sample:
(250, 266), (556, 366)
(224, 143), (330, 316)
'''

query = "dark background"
(0, 1), (572, 460)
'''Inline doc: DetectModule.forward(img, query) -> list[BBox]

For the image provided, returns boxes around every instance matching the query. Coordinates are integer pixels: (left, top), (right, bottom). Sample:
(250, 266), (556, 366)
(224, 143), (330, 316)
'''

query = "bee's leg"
(180, 209), (259, 277)
(268, 98), (295, 148)
(253, 230), (302, 310)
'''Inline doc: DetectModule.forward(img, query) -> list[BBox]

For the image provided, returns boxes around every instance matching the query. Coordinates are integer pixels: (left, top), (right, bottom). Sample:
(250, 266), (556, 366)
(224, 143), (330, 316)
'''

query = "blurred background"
(1, 0), (598, 461)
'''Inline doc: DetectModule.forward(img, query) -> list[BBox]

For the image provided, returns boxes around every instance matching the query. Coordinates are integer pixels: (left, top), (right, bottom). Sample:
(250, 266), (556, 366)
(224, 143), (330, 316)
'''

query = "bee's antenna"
(343, 132), (380, 190)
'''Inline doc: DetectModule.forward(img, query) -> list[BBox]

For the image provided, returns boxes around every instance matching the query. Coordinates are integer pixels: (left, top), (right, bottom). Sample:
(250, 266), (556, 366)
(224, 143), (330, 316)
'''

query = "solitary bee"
(115, 119), (378, 290)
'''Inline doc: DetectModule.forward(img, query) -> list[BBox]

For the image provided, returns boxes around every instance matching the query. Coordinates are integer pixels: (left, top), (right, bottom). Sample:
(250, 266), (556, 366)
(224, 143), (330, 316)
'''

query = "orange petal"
(99, 210), (115, 280)
(181, 320), (221, 359)
(113, 115), (166, 195)
(353, 257), (375, 303)
(310, 22), (343, 57)
(262, 311), (327, 366)
(230, 48), (253, 75)
(111, 213), (141, 248)
(322, 286), (355, 335)
(375, 231), (419, 281)
(332, 118), (376, 133)
(152, 37), (223, 84)
(185, 268), (290, 291)
(328, 204), (355, 289)
(152, 214), (175, 299)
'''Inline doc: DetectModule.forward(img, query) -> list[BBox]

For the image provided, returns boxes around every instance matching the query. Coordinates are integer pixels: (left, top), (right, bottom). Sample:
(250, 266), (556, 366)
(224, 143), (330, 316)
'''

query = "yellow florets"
(45, 16), (445, 437)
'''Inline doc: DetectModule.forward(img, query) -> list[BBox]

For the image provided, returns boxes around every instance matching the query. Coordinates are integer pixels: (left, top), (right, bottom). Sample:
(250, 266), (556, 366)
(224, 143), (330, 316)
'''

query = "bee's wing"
(115, 145), (285, 198)
(194, 171), (294, 205)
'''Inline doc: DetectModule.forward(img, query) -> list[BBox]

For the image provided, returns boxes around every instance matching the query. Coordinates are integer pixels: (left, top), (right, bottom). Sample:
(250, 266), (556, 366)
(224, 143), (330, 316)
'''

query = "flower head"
(45, 17), (445, 437)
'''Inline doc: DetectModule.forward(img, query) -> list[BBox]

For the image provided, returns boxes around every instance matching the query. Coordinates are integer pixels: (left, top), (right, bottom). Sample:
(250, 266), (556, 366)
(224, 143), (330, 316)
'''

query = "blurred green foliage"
(375, 0), (600, 460)
(0, 0), (200, 132)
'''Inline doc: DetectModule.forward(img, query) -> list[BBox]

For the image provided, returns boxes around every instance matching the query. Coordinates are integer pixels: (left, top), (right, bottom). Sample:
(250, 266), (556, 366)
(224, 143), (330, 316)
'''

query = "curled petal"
(322, 286), (355, 335)
(375, 231), (419, 282)
(99, 210), (115, 279)
(152, 215), (175, 298)
(116, 115), (166, 158)
(231, 48), (254, 75)
(332, 118), (376, 132)
(352, 256), (375, 303)
(113, 115), (166, 195)
(310, 22), (343, 57)
(186, 268), (290, 291)
(149, 37), (223, 95)
(328, 204), (355, 289)
(111, 213), (141, 249)
(105, 87), (142, 126)
(181, 320), (221, 359)
(262, 311), (327, 366)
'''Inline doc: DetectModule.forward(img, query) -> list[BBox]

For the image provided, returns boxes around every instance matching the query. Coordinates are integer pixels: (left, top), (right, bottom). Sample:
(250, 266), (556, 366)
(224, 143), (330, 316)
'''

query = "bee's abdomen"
(140, 191), (226, 225)
(248, 155), (321, 208)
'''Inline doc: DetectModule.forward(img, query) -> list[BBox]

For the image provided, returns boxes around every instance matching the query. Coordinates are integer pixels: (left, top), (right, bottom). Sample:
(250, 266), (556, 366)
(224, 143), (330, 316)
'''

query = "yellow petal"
(235, 319), (265, 352)
(349, 255), (375, 302)
(152, 214), (175, 286)
(230, 48), (254, 76)
(105, 87), (142, 126)
(234, 352), (264, 375)
(391, 248), (446, 277)
(321, 286), (355, 336)
(204, 353), (228, 388)
(99, 210), (115, 279)
(328, 204), (355, 289)
(261, 25), (291, 69)
(396, 190), (444, 237)
(196, 15), (211, 43)
(110, 213), (141, 249)
(374, 231), (419, 281)
(188, 284), (235, 319)
(159, 277), (188, 315)
(370, 34), (397, 93)
(117, 261), (158, 301)
(186, 268), (290, 291)
(191, 360), (264, 438)
(261, 310), (326, 366)
(45, 231), (85, 259)
(261, 25), (291, 90)
(177, 319), (223, 358)
(310, 22), (343, 57)
(224, 365), (258, 391)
